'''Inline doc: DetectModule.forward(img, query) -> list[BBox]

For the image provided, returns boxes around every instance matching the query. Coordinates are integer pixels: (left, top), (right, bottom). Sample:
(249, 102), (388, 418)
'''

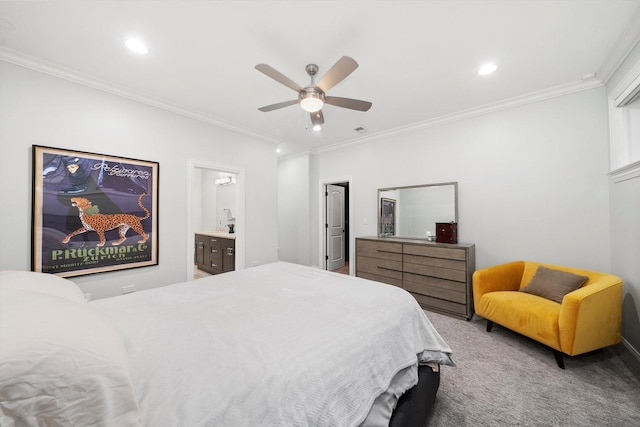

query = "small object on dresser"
(436, 222), (457, 244)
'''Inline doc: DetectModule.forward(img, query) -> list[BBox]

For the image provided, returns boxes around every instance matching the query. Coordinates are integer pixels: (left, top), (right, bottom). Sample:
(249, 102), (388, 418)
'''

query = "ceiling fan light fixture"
(255, 57), (371, 127)
(299, 90), (325, 113)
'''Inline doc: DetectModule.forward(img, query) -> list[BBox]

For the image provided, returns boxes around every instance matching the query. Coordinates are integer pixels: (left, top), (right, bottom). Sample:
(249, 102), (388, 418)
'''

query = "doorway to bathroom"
(187, 160), (244, 281)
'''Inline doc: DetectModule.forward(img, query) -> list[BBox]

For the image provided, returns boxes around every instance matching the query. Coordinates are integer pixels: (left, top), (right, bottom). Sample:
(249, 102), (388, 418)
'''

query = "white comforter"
(91, 262), (453, 427)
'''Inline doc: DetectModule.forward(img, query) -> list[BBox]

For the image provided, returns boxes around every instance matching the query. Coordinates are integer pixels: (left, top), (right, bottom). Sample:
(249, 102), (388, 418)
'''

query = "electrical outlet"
(84, 293), (91, 302)
(122, 284), (136, 295)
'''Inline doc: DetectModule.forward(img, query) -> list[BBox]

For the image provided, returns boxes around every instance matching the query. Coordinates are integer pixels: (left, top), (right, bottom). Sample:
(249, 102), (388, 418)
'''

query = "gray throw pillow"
(521, 266), (588, 303)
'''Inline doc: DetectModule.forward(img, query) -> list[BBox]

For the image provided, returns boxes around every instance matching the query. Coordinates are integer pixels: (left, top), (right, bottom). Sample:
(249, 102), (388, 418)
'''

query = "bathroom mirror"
(378, 182), (458, 238)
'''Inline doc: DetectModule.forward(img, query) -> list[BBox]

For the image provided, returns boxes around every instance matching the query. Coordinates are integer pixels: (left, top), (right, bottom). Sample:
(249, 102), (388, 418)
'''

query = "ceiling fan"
(255, 56), (372, 129)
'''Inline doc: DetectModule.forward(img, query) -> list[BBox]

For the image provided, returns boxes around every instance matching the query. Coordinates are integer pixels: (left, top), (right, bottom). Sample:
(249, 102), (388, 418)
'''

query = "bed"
(0, 262), (454, 426)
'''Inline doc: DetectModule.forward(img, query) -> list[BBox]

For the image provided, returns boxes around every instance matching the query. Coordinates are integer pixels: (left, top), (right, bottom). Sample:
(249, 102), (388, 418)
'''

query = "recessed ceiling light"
(312, 124), (322, 132)
(125, 38), (148, 54)
(478, 63), (497, 76)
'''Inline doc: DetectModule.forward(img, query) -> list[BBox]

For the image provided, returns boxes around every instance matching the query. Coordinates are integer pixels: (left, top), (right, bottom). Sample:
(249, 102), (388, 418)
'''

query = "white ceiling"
(1, 1), (639, 157)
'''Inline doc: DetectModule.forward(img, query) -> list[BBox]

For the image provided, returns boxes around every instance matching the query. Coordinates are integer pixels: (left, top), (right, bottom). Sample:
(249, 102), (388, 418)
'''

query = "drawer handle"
(211, 249), (218, 253)
(378, 266), (401, 272)
(226, 248), (234, 256)
(211, 263), (218, 268)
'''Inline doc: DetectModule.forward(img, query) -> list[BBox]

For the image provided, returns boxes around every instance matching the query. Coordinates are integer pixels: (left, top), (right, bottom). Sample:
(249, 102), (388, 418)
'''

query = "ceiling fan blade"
(255, 64), (304, 92)
(325, 96), (372, 112)
(316, 56), (359, 92)
(310, 110), (324, 126)
(258, 99), (299, 112)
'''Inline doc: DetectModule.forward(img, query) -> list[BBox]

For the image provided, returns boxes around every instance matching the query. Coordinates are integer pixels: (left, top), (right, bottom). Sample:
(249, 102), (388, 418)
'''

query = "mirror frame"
(377, 181), (458, 238)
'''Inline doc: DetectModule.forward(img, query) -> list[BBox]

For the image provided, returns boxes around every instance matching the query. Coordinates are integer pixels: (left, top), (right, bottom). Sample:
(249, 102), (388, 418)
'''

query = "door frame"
(186, 160), (245, 281)
(318, 177), (353, 274)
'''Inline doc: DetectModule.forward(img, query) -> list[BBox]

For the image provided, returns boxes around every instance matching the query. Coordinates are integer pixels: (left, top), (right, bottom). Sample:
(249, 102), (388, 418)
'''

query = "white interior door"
(326, 184), (345, 271)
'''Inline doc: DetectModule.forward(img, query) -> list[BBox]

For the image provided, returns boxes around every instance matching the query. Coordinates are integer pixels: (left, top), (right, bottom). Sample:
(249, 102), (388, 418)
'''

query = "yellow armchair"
(473, 261), (622, 368)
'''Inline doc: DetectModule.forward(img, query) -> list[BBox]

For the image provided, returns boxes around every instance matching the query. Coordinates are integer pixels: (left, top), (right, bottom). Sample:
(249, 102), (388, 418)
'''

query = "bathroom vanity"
(195, 232), (235, 275)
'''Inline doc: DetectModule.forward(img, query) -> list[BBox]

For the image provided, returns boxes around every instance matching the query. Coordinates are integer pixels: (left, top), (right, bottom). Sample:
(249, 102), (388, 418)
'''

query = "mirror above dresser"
(378, 182), (458, 239)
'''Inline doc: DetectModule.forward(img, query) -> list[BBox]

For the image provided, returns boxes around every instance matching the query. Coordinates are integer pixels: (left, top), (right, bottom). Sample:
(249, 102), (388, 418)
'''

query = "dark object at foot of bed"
(389, 364), (441, 427)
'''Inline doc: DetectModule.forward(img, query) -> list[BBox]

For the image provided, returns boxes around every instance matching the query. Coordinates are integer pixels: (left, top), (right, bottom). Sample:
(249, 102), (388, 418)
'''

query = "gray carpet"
(422, 310), (640, 426)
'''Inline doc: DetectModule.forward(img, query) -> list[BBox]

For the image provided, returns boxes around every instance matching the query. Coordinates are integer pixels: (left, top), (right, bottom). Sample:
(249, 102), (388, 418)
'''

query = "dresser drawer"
(356, 255), (402, 281)
(403, 274), (466, 304)
(402, 261), (467, 282)
(403, 254), (466, 271)
(357, 272), (403, 288)
(411, 293), (467, 317)
(403, 272), (466, 293)
(403, 244), (466, 261)
(356, 239), (402, 261)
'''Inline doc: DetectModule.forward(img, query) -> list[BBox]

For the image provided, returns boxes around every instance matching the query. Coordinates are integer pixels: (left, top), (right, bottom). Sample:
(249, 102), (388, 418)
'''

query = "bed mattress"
(90, 262), (454, 426)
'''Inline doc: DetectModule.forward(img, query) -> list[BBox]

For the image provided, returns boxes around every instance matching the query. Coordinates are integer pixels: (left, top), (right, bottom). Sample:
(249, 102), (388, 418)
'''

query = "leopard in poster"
(62, 193), (150, 247)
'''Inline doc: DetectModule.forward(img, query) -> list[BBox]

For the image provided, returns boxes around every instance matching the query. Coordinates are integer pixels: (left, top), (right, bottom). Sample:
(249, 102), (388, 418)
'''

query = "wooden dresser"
(356, 237), (475, 320)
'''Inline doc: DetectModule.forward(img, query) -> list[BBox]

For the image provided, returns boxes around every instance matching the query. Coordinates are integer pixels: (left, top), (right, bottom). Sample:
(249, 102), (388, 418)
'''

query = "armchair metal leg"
(553, 350), (565, 369)
(486, 320), (494, 332)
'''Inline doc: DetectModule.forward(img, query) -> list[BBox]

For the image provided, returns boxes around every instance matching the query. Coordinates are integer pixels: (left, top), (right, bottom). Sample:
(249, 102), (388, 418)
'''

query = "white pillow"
(0, 270), (86, 303)
(0, 288), (141, 426)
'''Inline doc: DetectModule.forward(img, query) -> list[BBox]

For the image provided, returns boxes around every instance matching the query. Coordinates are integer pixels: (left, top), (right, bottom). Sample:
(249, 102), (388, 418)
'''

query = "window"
(609, 58), (640, 181)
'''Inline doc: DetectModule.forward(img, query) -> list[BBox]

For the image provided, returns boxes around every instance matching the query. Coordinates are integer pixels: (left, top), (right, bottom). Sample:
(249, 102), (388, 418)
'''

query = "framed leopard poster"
(32, 145), (159, 277)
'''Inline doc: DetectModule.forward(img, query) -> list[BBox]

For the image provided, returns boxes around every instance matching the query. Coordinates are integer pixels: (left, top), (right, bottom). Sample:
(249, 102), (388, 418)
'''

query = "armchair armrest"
(558, 275), (622, 355)
(472, 261), (525, 309)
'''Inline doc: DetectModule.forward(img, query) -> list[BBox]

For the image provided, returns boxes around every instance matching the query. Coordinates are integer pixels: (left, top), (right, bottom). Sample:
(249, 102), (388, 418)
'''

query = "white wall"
(215, 180), (237, 229)
(277, 154), (311, 265)
(192, 168), (204, 231)
(607, 39), (640, 358)
(0, 61), (278, 299)
(609, 175), (640, 356)
(200, 169), (218, 231)
(287, 87), (611, 273)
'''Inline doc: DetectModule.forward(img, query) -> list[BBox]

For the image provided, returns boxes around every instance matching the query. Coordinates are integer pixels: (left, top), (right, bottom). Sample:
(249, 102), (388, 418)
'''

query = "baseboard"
(622, 337), (640, 370)
(622, 337), (640, 360)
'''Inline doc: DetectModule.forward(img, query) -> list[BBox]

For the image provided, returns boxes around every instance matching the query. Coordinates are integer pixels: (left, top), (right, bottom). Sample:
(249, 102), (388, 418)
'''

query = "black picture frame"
(31, 145), (159, 277)
(381, 197), (396, 236)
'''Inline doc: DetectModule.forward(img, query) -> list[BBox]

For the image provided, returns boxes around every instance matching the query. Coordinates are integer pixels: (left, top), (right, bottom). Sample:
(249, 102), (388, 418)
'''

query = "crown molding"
(313, 78), (604, 156)
(277, 151), (308, 162)
(0, 47), (280, 146)
(597, 6), (640, 85)
(0, 46), (607, 160)
(609, 160), (640, 184)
